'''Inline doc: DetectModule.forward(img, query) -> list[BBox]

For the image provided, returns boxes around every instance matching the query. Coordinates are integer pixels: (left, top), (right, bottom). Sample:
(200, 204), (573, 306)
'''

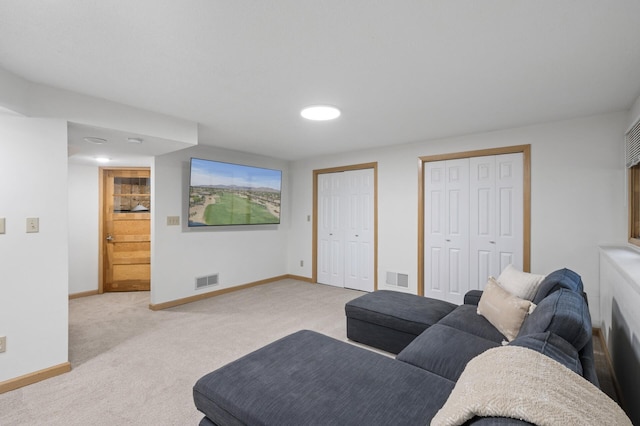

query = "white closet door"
(444, 159), (470, 304)
(426, 153), (523, 302)
(494, 153), (523, 273)
(425, 159), (470, 304)
(469, 153), (523, 289)
(317, 169), (374, 291)
(317, 173), (344, 287)
(469, 156), (497, 289)
(424, 161), (447, 300)
(344, 169), (374, 292)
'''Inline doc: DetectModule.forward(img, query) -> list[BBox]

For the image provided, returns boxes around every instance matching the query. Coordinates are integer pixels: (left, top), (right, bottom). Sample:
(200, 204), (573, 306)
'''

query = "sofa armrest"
(464, 290), (483, 306)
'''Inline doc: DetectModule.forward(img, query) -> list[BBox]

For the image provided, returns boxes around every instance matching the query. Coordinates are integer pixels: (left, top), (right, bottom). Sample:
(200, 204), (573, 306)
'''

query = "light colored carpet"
(0, 279), (366, 425)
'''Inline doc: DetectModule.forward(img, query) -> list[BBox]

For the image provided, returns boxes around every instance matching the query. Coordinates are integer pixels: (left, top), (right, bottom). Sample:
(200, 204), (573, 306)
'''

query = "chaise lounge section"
(345, 290), (457, 354)
(194, 329), (456, 426)
(193, 268), (626, 425)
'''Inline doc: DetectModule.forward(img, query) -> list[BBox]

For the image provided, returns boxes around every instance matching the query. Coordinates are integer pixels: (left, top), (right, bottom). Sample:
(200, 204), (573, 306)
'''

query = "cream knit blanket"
(431, 346), (631, 426)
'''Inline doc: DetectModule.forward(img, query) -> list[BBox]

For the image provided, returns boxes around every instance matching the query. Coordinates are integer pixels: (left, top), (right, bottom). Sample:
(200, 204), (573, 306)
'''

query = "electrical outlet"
(0, 336), (6, 353)
(300, 260), (304, 267)
(26, 217), (39, 233)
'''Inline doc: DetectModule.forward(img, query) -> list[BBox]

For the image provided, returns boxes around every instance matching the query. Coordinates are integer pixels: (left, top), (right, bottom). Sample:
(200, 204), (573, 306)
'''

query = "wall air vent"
(397, 273), (409, 288)
(386, 272), (409, 288)
(195, 273), (219, 290)
(386, 272), (397, 286)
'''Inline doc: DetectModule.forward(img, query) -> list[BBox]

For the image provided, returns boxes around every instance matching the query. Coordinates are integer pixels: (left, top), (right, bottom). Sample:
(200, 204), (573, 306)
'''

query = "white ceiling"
(1, 1), (640, 161)
(67, 122), (195, 166)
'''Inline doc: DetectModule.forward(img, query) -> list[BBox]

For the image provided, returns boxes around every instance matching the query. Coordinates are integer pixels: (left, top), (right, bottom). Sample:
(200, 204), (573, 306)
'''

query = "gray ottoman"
(345, 290), (457, 354)
(193, 330), (455, 426)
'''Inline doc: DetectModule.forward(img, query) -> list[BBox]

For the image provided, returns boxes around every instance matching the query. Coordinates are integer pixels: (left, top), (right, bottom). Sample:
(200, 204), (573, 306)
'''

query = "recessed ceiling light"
(95, 157), (111, 163)
(127, 137), (144, 144)
(301, 105), (341, 121)
(84, 137), (107, 144)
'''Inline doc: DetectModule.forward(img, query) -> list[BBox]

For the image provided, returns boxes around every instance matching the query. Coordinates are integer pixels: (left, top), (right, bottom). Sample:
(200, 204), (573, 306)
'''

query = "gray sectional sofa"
(193, 268), (599, 425)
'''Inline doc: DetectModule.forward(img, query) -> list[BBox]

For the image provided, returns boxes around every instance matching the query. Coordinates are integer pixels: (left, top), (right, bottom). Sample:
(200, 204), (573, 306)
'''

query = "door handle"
(489, 241), (496, 244)
(106, 234), (113, 242)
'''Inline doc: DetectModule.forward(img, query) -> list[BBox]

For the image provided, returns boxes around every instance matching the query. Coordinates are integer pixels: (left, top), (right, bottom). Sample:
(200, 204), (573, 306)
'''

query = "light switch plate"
(166, 216), (180, 226)
(0, 218), (5, 234)
(26, 217), (39, 233)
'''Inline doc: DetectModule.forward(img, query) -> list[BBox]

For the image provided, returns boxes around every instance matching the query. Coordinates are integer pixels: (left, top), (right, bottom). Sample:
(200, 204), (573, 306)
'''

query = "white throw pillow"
(497, 264), (545, 301)
(477, 277), (536, 342)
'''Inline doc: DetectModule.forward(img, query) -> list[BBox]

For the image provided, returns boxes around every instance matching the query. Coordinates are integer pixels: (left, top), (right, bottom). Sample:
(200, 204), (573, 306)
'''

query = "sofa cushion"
(194, 330), (456, 426)
(464, 289), (483, 306)
(517, 289), (591, 351)
(532, 268), (584, 304)
(347, 317), (418, 354)
(509, 332), (583, 376)
(437, 304), (506, 343)
(579, 337), (600, 386)
(497, 264), (545, 301)
(345, 290), (457, 336)
(477, 277), (535, 341)
(396, 324), (499, 381)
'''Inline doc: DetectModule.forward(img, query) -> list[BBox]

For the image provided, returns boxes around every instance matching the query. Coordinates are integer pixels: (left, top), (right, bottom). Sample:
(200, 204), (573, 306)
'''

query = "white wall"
(594, 93), (640, 424)
(0, 67), (29, 116)
(0, 117), (69, 382)
(629, 93), (640, 131)
(151, 145), (290, 305)
(68, 163), (99, 294)
(0, 65), (200, 297)
(599, 247), (640, 424)
(0, 65), (199, 146)
(29, 83), (199, 146)
(288, 112), (628, 324)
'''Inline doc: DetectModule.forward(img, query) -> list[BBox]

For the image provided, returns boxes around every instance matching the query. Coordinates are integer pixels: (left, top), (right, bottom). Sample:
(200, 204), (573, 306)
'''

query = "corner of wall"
(0, 116), (69, 383)
(629, 93), (640, 130)
(0, 66), (29, 115)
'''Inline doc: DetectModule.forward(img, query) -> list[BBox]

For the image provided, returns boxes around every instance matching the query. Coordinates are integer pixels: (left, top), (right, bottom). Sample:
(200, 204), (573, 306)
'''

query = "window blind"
(626, 118), (640, 168)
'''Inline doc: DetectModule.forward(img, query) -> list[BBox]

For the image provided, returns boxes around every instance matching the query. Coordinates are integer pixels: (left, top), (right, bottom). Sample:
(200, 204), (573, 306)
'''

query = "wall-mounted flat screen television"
(189, 158), (282, 227)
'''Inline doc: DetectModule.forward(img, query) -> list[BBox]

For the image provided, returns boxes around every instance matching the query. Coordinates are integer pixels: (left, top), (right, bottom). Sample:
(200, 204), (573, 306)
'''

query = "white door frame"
(418, 145), (531, 297)
(313, 162), (378, 290)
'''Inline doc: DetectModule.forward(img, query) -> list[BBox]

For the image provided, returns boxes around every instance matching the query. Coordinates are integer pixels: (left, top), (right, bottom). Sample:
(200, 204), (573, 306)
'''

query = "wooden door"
(102, 169), (151, 292)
